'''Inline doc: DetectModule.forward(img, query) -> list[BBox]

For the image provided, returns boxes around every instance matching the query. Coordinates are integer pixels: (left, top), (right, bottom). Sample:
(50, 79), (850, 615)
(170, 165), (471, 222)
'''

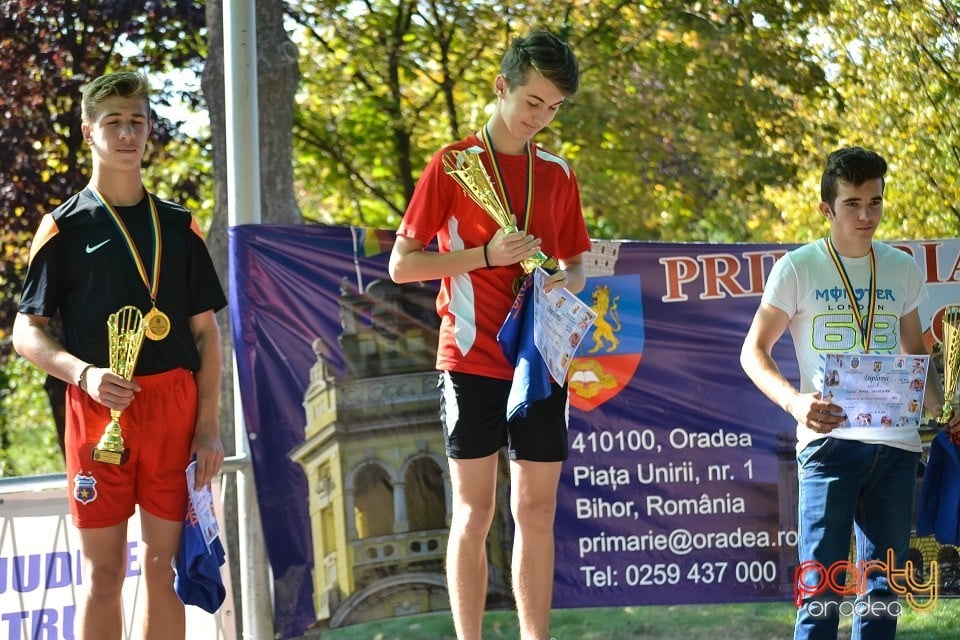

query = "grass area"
(303, 599), (960, 640)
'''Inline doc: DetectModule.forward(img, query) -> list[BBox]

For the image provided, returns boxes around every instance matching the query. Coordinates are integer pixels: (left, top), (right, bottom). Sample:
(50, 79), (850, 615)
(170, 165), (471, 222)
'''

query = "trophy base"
(92, 447), (129, 465)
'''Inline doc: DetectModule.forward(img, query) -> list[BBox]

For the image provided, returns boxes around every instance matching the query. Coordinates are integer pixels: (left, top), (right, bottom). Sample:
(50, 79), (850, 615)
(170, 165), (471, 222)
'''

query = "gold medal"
(144, 306), (171, 341)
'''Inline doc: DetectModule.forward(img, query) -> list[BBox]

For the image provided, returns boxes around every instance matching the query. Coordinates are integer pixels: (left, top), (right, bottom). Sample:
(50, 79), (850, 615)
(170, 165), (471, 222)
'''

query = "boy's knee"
(512, 500), (557, 531)
(86, 563), (127, 597)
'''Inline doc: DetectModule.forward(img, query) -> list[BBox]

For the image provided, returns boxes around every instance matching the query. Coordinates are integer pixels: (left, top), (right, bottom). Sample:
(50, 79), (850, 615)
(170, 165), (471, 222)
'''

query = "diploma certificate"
(186, 459), (221, 548)
(821, 353), (929, 428)
(533, 269), (597, 384)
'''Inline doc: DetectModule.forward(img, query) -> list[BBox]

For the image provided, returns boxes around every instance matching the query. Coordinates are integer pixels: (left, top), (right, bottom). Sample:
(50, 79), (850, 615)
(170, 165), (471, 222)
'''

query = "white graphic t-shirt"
(762, 239), (927, 452)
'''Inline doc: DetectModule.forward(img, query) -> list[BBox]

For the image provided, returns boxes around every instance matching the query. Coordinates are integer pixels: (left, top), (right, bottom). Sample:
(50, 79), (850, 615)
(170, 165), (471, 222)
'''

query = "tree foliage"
(0, 355), (60, 476)
(289, 1), (840, 241)
(760, 0), (960, 242)
(567, 1), (837, 242)
(289, 1), (960, 245)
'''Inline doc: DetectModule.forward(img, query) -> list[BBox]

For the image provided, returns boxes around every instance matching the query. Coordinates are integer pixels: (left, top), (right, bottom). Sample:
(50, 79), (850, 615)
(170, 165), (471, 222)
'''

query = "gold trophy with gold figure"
(442, 147), (558, 279)
(92, 305), (146, 465)
(939, 305), (960, 425)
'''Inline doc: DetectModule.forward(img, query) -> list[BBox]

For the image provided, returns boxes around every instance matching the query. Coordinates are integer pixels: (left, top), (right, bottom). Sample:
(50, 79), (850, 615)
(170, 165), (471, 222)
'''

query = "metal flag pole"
(224, 1), (274, 637)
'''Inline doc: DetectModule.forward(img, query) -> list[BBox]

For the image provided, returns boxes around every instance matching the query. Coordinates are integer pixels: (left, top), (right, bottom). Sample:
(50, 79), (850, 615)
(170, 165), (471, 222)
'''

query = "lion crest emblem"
(568, 276), (645, 411)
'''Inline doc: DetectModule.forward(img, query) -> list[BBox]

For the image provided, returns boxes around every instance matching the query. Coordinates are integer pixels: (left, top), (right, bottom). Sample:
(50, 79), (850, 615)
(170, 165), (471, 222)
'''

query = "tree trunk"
(254, 2), (302, 225)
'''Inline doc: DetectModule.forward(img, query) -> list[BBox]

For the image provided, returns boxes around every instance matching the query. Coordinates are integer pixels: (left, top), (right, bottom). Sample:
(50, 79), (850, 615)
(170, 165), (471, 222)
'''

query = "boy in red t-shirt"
(389, 31), (590, 640)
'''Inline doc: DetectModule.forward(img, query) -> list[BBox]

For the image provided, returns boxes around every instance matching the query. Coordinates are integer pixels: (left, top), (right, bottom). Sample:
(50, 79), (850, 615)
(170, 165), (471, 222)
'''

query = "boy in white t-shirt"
(740, 146), (959, 640)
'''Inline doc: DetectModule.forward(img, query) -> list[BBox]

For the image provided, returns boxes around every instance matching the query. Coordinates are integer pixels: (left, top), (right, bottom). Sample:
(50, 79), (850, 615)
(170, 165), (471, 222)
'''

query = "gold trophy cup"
(442, 147), (558, 278)
(92, 305), (147, 464)
(939, 305), (960, 425)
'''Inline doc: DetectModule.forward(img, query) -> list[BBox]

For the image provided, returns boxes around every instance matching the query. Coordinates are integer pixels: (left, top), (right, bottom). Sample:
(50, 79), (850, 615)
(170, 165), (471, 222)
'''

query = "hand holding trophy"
(939, 305), (960, 426)
(92, 305), (147, 465)
(442, 147), (558, 286)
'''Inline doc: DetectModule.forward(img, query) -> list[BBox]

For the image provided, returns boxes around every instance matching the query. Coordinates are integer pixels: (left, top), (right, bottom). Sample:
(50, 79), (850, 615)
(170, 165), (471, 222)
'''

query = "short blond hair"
(81, 71), (151, 123)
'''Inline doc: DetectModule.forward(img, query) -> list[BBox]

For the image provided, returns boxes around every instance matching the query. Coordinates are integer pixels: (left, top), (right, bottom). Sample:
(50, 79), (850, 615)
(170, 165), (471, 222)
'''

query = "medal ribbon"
(826, 237), (876, 353)
(480, 125), (534, 232)
(89, 186), (162, 306)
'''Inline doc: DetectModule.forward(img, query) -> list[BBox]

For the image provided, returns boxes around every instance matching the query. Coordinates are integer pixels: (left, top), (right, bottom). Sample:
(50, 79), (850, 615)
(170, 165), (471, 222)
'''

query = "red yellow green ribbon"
(89, 186), (162, 305)
(480, 125), (533, 232)
(826, 237), (877, 352)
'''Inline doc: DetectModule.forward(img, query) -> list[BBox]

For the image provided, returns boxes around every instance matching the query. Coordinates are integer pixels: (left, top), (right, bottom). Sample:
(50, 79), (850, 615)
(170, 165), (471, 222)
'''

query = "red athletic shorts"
(65, 368), (197, 528)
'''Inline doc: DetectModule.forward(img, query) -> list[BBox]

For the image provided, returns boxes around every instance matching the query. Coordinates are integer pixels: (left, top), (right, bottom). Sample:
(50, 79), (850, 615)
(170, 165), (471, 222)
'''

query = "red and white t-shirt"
(397, 133), (592, 380)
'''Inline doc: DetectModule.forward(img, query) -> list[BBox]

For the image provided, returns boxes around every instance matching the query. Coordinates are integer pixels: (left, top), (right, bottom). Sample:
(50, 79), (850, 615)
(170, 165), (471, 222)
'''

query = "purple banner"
(553, 244), (796, 607)
(229, 225), (959, 636)
(229, 225), (399, 637)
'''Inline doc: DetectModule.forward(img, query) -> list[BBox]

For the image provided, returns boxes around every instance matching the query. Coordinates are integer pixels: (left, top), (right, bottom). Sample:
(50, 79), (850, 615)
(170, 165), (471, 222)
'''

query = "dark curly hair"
(820, 147), (887, 205)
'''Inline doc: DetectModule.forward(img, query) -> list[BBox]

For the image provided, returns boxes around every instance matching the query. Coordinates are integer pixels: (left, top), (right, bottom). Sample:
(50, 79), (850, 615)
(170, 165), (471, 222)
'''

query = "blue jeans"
(794, 438), (920, 640)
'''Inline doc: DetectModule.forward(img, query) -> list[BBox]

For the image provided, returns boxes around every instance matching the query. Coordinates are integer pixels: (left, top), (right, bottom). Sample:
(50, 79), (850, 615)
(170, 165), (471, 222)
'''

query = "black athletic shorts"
(439, 371), (569, 462)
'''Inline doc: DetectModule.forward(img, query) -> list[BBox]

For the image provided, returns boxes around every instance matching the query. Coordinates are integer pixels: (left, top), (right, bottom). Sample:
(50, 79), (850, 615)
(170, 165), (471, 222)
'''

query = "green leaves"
(289, 1), (959, 243)
(765, 0), (960, 242)
(290, 2), (831, 241)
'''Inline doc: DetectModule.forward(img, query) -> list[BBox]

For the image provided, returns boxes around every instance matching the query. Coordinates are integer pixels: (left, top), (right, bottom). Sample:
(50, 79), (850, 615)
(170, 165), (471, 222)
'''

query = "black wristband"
(482, 241), (491, 268)
(78, 363), (95, 390)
